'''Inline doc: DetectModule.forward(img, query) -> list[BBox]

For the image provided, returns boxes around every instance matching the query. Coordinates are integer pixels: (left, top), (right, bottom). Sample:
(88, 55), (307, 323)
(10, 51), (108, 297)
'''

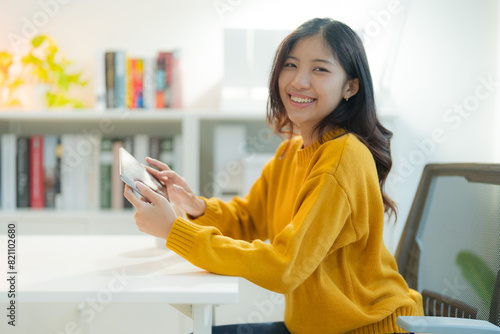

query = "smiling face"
(278, 35), (357, 146)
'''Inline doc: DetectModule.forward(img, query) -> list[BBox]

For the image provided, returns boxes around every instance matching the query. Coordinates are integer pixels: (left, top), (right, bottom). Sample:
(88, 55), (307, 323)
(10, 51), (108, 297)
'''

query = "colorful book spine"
(134, 58), (144, 108)
(164, 52), (173, 108)
(101, 50), (182, 110)
(126, 57), (134, 109)
(156, 52), (167, 108)
(29, 135), (45, 209)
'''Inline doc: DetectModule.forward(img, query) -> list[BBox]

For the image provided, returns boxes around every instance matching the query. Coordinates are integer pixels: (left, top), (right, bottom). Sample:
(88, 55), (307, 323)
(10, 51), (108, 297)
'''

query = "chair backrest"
(395, 163), (500, 325)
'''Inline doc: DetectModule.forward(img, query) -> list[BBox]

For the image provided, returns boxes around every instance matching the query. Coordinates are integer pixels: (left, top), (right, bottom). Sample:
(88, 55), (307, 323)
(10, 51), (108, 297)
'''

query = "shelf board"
(0, 109), (267, 122)
(0, 109), (184, 122)
(0, 208), (136, 218)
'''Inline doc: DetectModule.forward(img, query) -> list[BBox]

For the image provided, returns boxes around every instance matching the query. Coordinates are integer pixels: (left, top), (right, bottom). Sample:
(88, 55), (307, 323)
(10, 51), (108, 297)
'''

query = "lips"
(288, 92), (316, 107)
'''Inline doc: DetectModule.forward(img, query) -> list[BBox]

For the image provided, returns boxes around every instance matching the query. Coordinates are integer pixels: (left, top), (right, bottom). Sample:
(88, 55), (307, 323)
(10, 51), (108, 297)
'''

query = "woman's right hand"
(144, 157), (207, 219)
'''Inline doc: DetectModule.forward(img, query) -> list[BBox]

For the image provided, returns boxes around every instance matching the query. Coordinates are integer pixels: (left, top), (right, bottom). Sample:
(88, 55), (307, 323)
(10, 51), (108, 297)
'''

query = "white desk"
(0, 235), (239, 333)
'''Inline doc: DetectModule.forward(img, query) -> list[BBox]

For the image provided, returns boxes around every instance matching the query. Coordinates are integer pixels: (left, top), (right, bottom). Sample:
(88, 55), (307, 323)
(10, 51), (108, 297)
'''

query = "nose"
(291, 70), (311, 90)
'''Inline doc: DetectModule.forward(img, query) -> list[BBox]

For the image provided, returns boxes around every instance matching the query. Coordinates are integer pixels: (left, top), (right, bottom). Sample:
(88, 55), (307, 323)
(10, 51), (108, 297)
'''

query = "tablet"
(119, 147), (168, 202)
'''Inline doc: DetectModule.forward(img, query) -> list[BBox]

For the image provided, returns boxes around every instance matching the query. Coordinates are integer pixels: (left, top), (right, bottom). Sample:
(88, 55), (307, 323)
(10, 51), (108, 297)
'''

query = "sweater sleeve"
(188, 157), (272, 242)
(167, 172), (356, 294)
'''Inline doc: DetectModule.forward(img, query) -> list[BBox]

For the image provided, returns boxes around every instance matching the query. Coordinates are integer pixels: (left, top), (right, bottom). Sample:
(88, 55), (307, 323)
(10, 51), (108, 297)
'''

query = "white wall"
(382, 0), (500, 251)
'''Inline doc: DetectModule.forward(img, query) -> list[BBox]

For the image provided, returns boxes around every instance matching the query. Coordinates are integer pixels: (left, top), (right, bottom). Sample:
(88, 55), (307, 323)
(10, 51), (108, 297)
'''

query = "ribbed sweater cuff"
(186, 197), (220, 226)
(346, 305), (417, 334)
(166, 217), (204, 258)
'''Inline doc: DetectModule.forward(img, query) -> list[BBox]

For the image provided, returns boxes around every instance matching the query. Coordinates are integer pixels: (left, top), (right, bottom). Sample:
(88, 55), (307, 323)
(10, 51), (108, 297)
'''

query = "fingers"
(159, 170), (188, 188)
(124, 185), (142, 207)
(144, 165), (165, 182)
(145, 157), (171, 171)
(135, 181), (162, 205)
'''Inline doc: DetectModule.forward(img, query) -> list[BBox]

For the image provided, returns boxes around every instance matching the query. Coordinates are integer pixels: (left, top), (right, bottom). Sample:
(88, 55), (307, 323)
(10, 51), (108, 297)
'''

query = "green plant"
(1, 35), (86, 108)
(456, 250), (495, 308)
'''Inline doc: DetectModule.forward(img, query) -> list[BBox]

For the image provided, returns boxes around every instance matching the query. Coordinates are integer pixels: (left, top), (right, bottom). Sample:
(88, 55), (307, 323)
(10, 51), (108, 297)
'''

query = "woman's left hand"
(124, 181), (178, 240)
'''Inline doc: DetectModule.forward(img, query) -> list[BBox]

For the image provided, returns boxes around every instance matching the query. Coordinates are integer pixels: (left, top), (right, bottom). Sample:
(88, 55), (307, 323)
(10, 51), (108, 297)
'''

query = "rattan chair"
(395, 163), (500, 334)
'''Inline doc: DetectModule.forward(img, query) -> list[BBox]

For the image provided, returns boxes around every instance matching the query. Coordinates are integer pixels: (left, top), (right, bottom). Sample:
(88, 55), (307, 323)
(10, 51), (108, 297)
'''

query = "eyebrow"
(286, 56), (334, 66)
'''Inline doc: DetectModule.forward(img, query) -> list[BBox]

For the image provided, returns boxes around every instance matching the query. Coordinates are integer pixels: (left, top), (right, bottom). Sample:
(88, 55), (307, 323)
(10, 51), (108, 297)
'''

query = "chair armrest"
(396, 316), (500, 334)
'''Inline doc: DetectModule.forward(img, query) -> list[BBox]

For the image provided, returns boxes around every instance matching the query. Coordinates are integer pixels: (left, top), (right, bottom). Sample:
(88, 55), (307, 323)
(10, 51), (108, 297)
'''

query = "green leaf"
(32, 35), (47, 48)
(456, 251), (495, 307)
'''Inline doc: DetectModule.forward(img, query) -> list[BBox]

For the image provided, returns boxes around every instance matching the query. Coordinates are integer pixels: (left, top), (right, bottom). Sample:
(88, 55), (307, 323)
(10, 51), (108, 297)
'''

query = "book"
(99, 138), (113, 209)
(43, 135), (59, 209)
(74, 135), (89, 211)
(142, 58), (156, 109)
(133, 58), (144, 108)
(16, 137), (30, 208)
(149, 136), (161, 161)
(87, 134), (101, 211)
(164, 52), (173, 108)
(122, 137), (134, 209)
(169, 50), (183, 109)
(29, 135), (45, 209)
(114, 50), (127, 109)
(94, 50), (107, 111)
(111, 139), (124, 209)
(126, 56), (133, 109)
(156, 52), (167, 108)
(100, 50), (182, 110)
(105, 52), (115, 109)
(1, 134), (17, 210)
(59, 135), (82, 210)
(54, 138), (63, 209)
(159, 136), (175, 171)
(149, 135), (181, 173)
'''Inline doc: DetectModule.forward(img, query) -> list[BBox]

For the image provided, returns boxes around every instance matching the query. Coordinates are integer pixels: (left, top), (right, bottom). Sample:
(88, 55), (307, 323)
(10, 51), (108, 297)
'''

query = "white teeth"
(291, 95), (314, 103)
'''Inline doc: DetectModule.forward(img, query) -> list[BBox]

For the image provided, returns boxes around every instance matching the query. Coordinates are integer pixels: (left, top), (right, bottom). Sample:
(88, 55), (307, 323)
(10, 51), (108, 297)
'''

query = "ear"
(343, 78), (359, 100)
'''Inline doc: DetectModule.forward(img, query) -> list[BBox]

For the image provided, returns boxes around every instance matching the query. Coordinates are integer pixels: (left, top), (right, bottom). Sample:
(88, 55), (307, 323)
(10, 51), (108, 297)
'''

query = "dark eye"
(283, 62), (296, 68)
(314, 67), (328, 72)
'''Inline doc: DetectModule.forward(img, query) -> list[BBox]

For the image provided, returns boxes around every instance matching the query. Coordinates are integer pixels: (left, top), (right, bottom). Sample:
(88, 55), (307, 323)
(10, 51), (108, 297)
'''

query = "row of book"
(0, 133), (182, 211)
(95, 50), (182, 110)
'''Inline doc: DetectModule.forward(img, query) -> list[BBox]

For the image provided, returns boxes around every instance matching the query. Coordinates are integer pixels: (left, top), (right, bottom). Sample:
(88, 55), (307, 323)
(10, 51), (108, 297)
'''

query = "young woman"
(124, 17), (423, 334)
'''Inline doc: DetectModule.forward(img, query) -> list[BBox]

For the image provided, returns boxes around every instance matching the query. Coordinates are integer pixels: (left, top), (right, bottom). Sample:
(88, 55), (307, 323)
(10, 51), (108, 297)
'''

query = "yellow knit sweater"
(166, 128), (423, 333)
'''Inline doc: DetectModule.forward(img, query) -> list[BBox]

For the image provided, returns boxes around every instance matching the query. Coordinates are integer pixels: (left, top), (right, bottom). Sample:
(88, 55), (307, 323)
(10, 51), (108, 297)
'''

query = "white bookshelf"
(0, 109), (272, 234)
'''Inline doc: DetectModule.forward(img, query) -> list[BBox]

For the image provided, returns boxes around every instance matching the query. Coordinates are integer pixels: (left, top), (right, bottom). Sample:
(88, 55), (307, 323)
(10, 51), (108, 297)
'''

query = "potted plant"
(0, 35), (86, 109)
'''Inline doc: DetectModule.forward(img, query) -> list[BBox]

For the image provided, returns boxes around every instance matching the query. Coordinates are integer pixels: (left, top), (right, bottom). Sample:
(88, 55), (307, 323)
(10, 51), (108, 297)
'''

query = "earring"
(345, 97), (349, 102)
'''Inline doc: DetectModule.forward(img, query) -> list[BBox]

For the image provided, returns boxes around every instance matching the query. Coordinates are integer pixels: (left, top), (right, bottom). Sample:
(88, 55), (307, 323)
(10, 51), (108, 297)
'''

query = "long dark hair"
(267, 17), (397, 219)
